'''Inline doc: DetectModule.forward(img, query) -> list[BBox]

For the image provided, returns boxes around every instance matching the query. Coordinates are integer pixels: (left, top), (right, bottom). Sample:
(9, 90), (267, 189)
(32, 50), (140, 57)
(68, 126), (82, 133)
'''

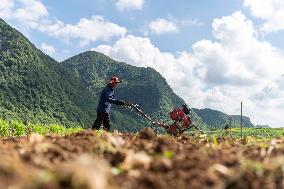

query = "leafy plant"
(10, 120), (26, 137)
(48, 124), (66, 135)
(0, 119), (10, 137)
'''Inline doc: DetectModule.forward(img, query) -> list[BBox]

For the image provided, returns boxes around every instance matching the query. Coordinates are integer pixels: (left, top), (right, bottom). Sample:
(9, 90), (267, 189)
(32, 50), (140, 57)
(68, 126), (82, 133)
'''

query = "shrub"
(48, 124), (66, 135)
(10, 120), (26, 136)
(0, 119), (10, 138)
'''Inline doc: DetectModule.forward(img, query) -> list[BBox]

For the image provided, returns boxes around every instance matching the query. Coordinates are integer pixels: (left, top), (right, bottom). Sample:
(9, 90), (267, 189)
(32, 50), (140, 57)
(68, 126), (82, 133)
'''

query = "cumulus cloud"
(195, 12), (284, 86)
(243, 0), (284, 33)
(149, 18), (179, 35)
(147, 17), (202, 35)
(116, 0), (144, 11)
(0, 0), (14, 18)
(0, 0), (48, 27)
(40, 43), (55, 55)
(14, 0), (48, 24)
(93, 12), (284, 127)
(37, 16), (127, 46)
(1, 0), (127, 46)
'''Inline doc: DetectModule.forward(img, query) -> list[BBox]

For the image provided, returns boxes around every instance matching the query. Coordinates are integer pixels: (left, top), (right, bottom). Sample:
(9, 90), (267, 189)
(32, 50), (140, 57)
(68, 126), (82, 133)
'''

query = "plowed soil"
(1, 128), (284, 189)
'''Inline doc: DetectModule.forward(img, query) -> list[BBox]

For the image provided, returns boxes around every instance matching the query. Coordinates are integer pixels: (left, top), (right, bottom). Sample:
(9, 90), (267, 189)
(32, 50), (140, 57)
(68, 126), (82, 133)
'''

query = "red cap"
(109, 76), (121, 84)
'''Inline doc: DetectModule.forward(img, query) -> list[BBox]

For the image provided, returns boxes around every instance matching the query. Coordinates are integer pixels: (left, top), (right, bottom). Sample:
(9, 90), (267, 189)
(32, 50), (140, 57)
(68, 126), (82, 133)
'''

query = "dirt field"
(1, 128), (284, 189)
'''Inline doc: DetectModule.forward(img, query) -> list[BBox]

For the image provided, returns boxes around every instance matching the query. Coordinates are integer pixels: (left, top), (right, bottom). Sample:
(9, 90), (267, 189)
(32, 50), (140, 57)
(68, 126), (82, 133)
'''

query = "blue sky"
(2, 0), (284, 127)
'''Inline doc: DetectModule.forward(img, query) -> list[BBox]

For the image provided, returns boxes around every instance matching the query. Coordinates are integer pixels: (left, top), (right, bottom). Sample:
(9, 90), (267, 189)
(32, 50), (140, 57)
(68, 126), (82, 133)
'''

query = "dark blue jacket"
(97, 84), (124, 113)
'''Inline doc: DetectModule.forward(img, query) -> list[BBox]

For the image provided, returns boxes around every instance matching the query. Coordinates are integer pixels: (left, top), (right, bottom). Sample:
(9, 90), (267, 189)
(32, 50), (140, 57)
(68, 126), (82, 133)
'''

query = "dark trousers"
(92, 111), (111, 131)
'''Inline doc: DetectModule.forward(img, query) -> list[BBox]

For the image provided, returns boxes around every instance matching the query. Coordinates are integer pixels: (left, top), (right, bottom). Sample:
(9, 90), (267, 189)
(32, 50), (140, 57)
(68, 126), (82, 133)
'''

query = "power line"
(256, 74), (284, 103)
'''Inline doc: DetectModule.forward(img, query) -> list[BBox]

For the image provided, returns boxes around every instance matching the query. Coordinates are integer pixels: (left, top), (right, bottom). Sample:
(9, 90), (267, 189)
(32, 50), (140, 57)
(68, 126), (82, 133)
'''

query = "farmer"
(92, 76), (126, 131)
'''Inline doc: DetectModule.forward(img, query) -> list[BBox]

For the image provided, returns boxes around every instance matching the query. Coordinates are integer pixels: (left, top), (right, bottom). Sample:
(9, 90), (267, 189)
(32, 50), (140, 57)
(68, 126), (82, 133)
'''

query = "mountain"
(192, 108), (254, 128)
(0, 18), (97, 127)
(255, 125), (270, 128)
(231, 115), (254, 128)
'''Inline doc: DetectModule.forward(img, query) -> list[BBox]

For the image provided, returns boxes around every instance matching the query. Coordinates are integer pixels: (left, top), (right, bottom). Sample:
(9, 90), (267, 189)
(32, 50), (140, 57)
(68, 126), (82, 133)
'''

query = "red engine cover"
(170, 108), (185, 120)
(182, 116), (191, 127)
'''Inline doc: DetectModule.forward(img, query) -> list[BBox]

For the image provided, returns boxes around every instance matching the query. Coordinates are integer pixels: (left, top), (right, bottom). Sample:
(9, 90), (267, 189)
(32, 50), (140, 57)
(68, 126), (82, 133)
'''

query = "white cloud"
(93, 12), (284, 127)
(147, 17), (202, 36)
(149, 18), (179, 35)
(196, 12), (284, 85)
(116, 0), (144, 11)
(0, 0), (48, 27)
(14, 0), (48, 23)
(1, 0), (127, 46)
(0, 0), (14, 18)
(0, 0), (13, 9)
(37, 16), (127, 46)
(243, 0), (284, 33)
(40, 43), (55, 55)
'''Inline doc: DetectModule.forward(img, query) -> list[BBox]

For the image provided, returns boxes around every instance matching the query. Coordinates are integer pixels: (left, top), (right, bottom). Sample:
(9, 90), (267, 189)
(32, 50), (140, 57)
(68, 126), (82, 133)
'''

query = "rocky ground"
(1, 128), (284, 189)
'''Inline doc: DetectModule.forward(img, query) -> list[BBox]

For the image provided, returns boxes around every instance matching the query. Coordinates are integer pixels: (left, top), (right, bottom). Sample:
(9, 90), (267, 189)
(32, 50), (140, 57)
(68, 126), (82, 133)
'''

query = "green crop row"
(203, 127), (284, 139)
(0, 119), (83, 138)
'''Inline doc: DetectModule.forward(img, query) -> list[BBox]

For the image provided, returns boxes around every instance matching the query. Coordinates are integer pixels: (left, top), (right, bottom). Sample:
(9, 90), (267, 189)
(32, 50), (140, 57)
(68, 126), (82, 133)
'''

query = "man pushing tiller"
(92, 76), (127, 131)
(92, 76), (203, 135)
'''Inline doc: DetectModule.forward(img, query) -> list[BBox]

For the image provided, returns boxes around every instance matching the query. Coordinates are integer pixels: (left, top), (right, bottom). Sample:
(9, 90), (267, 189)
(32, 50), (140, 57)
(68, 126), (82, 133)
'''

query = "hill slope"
(0, 19), (97, 127)
(193, 108), (254, 128)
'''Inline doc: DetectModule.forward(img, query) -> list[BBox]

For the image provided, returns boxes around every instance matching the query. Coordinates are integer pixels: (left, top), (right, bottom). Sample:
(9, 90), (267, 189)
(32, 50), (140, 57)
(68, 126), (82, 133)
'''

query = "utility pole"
(241, 101), (243, 139)
(229, 116), (232, 138)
